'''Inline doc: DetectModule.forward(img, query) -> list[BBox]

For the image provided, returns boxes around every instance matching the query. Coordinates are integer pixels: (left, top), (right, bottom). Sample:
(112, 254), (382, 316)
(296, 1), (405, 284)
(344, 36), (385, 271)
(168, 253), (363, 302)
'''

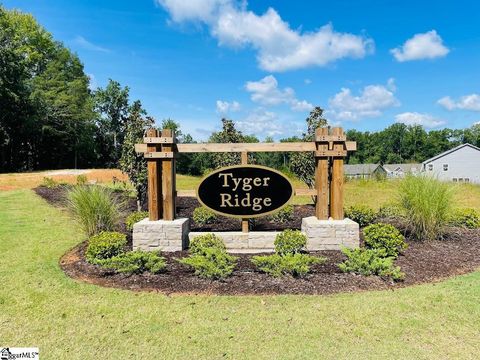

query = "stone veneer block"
(132, 218), (190, 252)
(301, 216), (359, 250)
(188, 231), (279, 253)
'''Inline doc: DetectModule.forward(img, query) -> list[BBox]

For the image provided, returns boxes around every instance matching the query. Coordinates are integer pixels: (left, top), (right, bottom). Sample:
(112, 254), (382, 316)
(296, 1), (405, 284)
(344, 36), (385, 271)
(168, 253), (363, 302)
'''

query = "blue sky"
(4, 0), (480, 140)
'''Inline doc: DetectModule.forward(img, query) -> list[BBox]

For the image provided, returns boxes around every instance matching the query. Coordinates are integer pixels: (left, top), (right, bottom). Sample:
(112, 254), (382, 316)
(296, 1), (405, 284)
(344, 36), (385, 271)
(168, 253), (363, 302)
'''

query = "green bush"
(67, 185), (123, 236)
(178, 247), (237, 279)
(268, 205), (294, 223)
(76, 174), (88, 185)
(364, 223), (408, 258)
(42, 177), (58, 188)
(377, 204), (404, 219)
(344, 205), (377, 227)
(252, 253), (325, 277)
(338, 247), (404, 281)
(189, 233), (226, 255)
(192, 206), (217, 226)
(449, 208), (480, 229)
(100, 251), (166, 274)
(125, 211), (148, 231)
(86, 231), (127, 264)
(274, 229), (307, 255)
(398, 175), (454, 241)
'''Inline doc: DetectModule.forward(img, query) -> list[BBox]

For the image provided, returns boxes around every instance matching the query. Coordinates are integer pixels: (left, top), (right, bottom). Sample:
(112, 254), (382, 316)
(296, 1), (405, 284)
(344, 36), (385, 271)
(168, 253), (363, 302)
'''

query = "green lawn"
(1, 190), (479, 359)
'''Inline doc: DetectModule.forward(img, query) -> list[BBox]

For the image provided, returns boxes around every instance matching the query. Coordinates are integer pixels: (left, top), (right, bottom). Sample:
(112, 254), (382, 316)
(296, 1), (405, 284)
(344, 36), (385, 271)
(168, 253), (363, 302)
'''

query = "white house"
(384, 163), (421, 178)
(422, 143), (480, 184)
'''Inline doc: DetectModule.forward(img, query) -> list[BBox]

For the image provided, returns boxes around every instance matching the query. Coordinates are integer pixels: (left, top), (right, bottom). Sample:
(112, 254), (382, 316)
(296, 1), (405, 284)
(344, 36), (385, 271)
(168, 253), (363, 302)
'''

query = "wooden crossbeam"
(315, 134), (347, 142)
(135, 141), (356, 154)
(176, 188), (317, 197)
(143, 136), (175, 144)
(144, 152), (175, 159)
(315, 150), (348, 157)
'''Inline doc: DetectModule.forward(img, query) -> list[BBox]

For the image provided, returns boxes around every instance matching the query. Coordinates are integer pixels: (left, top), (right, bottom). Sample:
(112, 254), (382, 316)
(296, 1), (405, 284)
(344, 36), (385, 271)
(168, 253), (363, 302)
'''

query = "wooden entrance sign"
(136, 127), (355, 225)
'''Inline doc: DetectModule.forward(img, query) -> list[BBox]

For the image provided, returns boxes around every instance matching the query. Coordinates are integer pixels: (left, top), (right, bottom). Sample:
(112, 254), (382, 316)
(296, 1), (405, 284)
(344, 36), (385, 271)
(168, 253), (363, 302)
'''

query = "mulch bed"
(36, 185), (480, 295)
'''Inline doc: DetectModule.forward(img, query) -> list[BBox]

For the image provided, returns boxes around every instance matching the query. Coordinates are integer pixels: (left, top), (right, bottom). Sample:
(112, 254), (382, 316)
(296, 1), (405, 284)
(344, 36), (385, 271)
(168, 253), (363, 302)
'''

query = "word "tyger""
(218, 172), (272, 211)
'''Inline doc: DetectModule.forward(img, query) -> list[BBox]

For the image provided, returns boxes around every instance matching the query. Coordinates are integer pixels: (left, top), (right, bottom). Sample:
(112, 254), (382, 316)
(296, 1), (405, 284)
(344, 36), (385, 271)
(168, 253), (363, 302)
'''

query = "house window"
(428, 164), (433, 171)
(453, 178), (458, 182)
(443, 164), (448, 171)
(465, 178), (470, 183)
(459, 178), (464, 182)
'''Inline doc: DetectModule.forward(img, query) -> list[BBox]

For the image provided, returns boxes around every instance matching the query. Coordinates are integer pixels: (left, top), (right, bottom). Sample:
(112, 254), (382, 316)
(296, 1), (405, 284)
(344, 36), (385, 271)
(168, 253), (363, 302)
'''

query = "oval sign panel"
(197, 165), (294, 218)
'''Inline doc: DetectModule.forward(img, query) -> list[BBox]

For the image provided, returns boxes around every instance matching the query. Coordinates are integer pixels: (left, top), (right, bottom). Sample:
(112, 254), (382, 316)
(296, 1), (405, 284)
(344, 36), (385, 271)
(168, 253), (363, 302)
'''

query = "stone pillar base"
(189, 231), (279, 253)
(132, 218), (190, 252)
(301, 216), (360, 250)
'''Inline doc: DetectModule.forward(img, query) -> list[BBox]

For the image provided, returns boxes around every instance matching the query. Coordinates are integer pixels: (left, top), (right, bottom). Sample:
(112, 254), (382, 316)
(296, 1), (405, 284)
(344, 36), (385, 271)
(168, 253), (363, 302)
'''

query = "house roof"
(344, 164), (384, 175)
(384, 163), (421, 173)
(422, 143), (480, 165)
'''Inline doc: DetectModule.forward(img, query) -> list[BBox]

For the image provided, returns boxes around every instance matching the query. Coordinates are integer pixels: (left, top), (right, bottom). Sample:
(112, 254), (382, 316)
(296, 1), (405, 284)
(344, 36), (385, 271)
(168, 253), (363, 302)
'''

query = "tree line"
(2, 6), (480, 176)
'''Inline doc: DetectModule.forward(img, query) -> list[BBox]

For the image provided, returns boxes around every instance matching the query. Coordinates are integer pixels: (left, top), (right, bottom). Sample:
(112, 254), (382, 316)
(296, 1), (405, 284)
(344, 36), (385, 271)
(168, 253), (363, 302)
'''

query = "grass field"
(1, 189), (480, 359)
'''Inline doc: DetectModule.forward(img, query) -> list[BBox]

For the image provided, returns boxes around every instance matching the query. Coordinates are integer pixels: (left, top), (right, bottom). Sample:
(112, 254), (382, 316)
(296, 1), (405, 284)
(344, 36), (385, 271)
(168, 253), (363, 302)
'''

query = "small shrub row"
(193, 206), (217, 226)
(100, 251), (166, 274)
(125, 211), (148, 231)
(268, 205), (294, 223)
(86, 231), (127, 264)
(448, 208), (480, 229)
(364, 223), (408, 257)
(344, 205), (377, 228)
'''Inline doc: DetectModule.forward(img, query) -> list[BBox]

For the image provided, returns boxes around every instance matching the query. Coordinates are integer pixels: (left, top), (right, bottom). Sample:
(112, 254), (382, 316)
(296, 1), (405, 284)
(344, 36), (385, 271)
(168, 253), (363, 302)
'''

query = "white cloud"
(74, 36), (110, 53)
(327, 78), (399, 120)
(245, 75), (313, 112)
(156, 1), (374, 71)
(87, 73), (98, 90)
(216, 100), (240, 113)
(390, 30), (449, 62)
(395, 112), (445, 128)
(236, 108), (283, 137)
(437, 94), (480, 111)
(304, 79), (312, 85)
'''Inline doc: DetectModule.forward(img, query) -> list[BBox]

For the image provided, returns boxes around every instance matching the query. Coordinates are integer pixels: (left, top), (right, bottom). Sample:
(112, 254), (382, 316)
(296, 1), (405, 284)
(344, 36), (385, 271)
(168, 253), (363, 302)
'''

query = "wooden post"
(315, 128), (329, 219)
(147, 128), (162, 221)
(161, 128), (176, 220)
(330, 127), (344, 219)
(241, 151), (249, 233)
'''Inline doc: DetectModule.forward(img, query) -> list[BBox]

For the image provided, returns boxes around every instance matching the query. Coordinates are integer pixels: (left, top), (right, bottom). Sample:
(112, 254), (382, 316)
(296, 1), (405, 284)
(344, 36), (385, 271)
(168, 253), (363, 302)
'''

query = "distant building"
(384, 163), (421, 178)
(422, 143), (480, 184)
(344, 164), (387, 179)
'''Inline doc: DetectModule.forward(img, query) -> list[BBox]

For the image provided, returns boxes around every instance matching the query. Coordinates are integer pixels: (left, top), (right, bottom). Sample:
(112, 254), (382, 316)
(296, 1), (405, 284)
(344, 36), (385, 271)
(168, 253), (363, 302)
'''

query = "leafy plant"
(345, 205), (377, 227)
(398, 175), (454, 241)
(178, 247), (237, 280)
(86, 231), (127, 264)
(448, 208), (480, 229)
(67, 185), (124, 236)
(76, 174), (88, 185)
(338, 247), (405, 281)
(100, 250), (166, 274)
(274, 229), (307, 255)
(42, 177), (58, 188)
(377, 203), (404, 219)
(192, 206), (217, 226)
(189, 233), (226, 255)
(364, 223), (408, 258)
(268, 205), (294, 223)
(125, 211), (148, 231)
(252, 253), (324, 278)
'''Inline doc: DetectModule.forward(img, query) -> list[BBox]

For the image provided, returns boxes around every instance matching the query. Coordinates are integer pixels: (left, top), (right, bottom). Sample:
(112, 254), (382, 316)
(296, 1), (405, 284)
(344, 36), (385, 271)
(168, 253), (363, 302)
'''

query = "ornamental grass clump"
(252, 230), (325, 277)
(398, 175), (454, 241)
(68, 185), (124, 236)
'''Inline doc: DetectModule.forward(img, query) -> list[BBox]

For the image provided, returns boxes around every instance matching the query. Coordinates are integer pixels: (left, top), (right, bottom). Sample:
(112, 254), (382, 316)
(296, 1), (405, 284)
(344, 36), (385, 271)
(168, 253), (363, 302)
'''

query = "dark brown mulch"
(35, 185), (480, 295)
(60, 229), (480, 296)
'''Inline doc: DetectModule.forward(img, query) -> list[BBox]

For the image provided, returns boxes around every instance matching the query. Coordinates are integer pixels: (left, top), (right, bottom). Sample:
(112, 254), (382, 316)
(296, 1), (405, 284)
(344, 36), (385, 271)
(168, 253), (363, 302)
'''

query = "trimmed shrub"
(42, 177), (58, 188)
(125, 211), (148, 231)
(274, 229), (307, 255)
(398, 175), (454, 241)
(449, 208), (480, 229)
(100, 251), (166, 274)
(189, 233), (226, 255)
(67, 185), (124, 236)
(338, 247), (404, 281)
(364, 223), (408, 258)
(76, 174), (88, 185)
(268, 205), (294, 223)
(252, 253), (325, 278)
(192, 206), (217, 226)
(178, 247), (237, 279)
(86, 231), (127, 264)
(344, 205), (377, 227)
(377, 204), (404, 219)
